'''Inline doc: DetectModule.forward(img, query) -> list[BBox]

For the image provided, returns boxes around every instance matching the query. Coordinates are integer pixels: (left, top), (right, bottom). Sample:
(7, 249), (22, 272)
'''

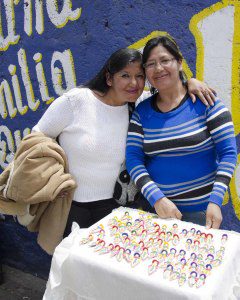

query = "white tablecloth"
(43, 208), (240, 300)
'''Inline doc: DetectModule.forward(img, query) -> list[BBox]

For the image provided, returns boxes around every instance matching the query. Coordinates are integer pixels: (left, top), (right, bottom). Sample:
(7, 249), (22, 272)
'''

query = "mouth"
(126, 89), (139, 94)
(154, 74), (168, 80)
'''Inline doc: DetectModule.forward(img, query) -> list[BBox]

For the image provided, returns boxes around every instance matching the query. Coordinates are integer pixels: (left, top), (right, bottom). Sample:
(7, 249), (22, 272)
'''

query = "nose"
(155, 61), (164, 70)
(130, 76), (137, 86)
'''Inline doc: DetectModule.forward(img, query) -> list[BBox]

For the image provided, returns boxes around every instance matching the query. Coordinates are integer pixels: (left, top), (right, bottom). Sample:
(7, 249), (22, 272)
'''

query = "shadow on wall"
(0, 216), (51, 279)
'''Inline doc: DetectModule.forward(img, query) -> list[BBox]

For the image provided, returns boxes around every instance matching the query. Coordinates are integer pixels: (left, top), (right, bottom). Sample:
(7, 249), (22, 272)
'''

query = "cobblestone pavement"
(0, 265), (47, 300)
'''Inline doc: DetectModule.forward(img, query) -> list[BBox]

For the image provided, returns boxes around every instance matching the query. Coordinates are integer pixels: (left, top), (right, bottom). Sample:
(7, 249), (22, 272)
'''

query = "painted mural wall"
(0, 0), (239, 276)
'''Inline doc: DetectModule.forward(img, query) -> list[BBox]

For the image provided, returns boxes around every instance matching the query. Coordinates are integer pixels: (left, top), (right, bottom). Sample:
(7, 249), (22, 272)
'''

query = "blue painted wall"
(0, 0), (239, 278)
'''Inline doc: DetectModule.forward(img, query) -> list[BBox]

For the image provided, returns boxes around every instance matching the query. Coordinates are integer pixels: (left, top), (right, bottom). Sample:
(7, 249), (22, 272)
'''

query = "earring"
(145, 79), (152, 91)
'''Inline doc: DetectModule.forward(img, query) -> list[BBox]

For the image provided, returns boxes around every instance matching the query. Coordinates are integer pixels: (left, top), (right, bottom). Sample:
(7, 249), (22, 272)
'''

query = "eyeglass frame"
(143, 58), (176, 70)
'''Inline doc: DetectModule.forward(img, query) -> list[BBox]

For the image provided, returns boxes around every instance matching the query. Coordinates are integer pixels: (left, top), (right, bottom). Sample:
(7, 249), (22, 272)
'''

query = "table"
(43, 207), (240, 300)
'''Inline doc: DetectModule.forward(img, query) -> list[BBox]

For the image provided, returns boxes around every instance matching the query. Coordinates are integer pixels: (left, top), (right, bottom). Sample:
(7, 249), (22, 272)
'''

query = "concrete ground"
(0, 265), (47, 300)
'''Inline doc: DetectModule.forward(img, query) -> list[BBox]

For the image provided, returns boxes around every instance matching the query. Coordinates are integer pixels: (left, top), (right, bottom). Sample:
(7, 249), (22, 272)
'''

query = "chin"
(154, 83), (172, 91)
(127, 98), (138, 103)
(127, 94), (141, 102)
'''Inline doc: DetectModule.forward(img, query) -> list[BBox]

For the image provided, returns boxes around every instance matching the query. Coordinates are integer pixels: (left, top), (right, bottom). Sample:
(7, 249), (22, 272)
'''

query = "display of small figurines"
(79, 209), (229, 289)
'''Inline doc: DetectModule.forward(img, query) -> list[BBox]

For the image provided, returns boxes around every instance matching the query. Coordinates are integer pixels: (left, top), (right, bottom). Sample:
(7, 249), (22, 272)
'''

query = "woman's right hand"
(154, 197), (182, 220)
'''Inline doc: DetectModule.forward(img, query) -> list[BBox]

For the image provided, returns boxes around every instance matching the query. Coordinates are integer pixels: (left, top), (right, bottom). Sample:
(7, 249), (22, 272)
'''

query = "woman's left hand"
(205, 202), (223, 229)
(187, 78), (216, 106)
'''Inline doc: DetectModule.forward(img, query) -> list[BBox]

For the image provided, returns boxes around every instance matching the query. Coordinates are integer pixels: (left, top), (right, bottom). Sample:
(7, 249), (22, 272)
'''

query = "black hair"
(142, 35), (187, 94)
(84, 48), (143, 94)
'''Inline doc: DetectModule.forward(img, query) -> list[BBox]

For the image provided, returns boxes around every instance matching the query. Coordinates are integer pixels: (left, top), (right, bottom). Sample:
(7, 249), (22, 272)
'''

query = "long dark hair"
(142, 35), (187, 94)
(85, 48), (142, 94)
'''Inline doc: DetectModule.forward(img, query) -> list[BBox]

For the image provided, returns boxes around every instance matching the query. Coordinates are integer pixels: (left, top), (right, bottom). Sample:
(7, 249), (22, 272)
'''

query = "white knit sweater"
(33, 88), (129, 203)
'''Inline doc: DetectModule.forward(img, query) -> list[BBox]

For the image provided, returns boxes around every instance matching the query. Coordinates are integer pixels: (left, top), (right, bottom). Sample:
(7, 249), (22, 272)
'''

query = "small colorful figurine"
(206, 254), (214, 264)
(186, 238), (192, 251)
(79, 233), (94, 245)
(141, 247), (149, 261)
(178, 272), (186, 286)
(93, 239), (106, 252)
(148, 259), (159, 275)
(204, 264), (212, 275)
(172, 223), (178, 234)
(124, 248), (132, 263)
(131, 252), (141, 268)
(221, 234), (228, 245)
(196, 273), (206, 288)
(172, 234), (180, 246)
(110, 244), (121, 257)
(163, 264), (173, 279)
(206, 233), (213, 245)
(188, 271), (197, 287)
(116, 247), (125, 262)
(192, 240), (200, 251)
(180, 229), (188, 237)
(189, 262), (198, 272)
(190, 227), (196, 237)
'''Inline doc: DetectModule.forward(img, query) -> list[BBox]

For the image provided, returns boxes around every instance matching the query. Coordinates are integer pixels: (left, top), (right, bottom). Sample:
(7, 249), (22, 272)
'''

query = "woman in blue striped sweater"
(126, 35), (237, 229)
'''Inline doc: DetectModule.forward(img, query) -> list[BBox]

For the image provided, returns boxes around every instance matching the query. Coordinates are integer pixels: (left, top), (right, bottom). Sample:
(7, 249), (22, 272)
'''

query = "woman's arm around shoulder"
(187, 78), (216, 106)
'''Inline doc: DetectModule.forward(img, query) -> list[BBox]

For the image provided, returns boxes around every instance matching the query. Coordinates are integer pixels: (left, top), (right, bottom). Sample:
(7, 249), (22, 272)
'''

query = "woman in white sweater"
(33, 48), (215, 236)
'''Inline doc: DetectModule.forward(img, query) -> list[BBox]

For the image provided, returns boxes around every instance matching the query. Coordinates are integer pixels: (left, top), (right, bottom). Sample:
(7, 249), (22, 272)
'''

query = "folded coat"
(0, 132), (77, 254)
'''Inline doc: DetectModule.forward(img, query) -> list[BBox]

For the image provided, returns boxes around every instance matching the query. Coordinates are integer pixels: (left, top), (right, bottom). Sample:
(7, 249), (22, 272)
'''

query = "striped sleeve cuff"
(208, 187), (225, 207)
(130, 166), (165, 207)
(142, 183), (165, 207)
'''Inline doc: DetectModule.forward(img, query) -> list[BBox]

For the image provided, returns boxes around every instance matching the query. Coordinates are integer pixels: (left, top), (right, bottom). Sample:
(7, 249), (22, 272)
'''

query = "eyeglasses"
(143, 58), (175, 70)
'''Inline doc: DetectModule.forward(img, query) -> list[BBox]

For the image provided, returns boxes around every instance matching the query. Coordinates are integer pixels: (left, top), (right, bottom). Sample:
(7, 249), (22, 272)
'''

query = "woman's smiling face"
(106, 61), (145, 104)
(144, 44), (182, 92)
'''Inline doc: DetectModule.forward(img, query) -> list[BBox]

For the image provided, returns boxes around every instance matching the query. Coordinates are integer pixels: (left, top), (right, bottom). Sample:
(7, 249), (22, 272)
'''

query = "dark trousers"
(64, 198), (119, 237)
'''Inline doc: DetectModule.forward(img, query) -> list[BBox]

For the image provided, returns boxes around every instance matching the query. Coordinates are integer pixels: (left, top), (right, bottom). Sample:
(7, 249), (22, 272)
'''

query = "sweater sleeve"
(32, 93), (73, 138)
(126, 110), (165, 207)
(206, 99), (237, 207)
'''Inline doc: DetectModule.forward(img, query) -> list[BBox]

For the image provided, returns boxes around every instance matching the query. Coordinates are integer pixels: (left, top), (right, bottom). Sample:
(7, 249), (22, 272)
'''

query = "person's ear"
(178, 59), (183, 71)
(106, 72), (112, 87)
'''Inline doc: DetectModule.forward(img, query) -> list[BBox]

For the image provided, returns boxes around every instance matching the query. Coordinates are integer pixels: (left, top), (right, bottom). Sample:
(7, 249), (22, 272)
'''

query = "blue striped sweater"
(126, 95), (237, 212)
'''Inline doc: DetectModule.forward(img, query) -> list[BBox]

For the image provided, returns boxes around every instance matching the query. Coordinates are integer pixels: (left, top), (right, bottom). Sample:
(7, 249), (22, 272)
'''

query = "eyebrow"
(147, 55), (172, 61)
(119, 70), (144, 74)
